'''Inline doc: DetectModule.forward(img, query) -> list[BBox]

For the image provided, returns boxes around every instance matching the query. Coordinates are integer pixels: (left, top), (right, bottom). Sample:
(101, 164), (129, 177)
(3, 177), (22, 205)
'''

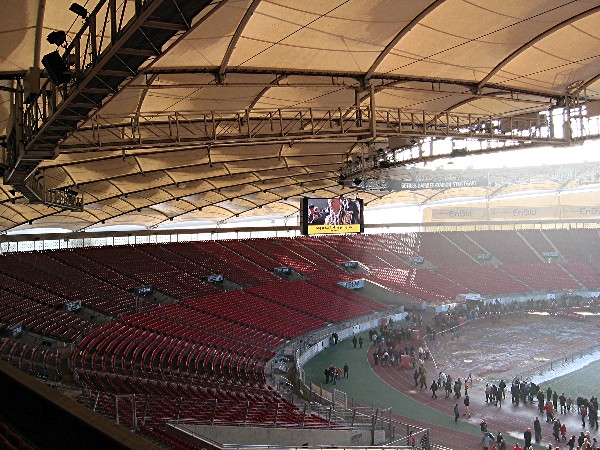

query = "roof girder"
(57, 104), (565, 154)
(144, 66), (567, 101)
(218, 0), (262, 82)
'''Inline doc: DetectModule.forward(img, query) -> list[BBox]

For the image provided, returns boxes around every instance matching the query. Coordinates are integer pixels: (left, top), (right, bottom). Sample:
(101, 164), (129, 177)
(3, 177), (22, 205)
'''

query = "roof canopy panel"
(376, 1), (599, 90)
(229, 0), (432, 73)
(3, 0), (600, 232)
(488, 13), (600, 94)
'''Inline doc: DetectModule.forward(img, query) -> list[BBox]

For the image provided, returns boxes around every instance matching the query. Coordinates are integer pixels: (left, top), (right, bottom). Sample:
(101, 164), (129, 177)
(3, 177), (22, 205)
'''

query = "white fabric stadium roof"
(2, 0), (600, 232)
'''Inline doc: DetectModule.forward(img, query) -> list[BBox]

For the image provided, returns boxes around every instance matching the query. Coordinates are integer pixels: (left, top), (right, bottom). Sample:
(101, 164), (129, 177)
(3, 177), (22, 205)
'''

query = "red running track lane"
(370, 351), (479, 450)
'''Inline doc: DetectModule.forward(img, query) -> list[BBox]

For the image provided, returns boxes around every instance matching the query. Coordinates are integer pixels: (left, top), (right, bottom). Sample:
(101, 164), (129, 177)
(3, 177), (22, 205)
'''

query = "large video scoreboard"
(300, 196), (364, 235)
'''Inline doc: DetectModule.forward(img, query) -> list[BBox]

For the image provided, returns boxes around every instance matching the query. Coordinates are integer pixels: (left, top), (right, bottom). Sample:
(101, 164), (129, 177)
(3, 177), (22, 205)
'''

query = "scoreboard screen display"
(301, 197), (364, 235)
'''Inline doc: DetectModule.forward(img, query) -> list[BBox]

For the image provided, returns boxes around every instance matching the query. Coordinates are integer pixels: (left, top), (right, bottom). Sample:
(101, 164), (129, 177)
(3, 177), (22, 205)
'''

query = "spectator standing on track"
(512, 382), (519, 405)
(581, 402), (588, 427)
(537, 390), (545, 414)
(499, 379), (506, 399)
(454, 378), (462, 398)
(496, 431), (504, 447)
(445, 376), (452, 398)
(545, 400), (554, 423)
(559, 392), (566, 414)
(533, 417), (542, 443)
(524, 427), (532, 448)
(552, 419), (560, 442)
(352, 336), (357, 348)
(454, 403), (460, 422)
(358, 336), (363, 348)
(491, 384), (498, 406)
(419, 369), (427, 389)
(578, 431), (586, 447)
(430, 380), (438, 399)
(343, 363), (349, 378)
(590, 401), (599, 429)
(463, 394), (470, 417)
(482, 432), (494, 450)
(480, 419), (488, 434)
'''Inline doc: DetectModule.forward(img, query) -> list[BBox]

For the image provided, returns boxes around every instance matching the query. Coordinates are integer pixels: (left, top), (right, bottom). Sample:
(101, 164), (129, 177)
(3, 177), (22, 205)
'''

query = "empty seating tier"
(182, 291), (326, 339)
(436, 265), (531, 296)
(370, 268), (466, 302)
(467, 231), (541, 264)
(4, 229), (600, 437)
(169, 241), (279, 286)
(246, 281), (376, 323)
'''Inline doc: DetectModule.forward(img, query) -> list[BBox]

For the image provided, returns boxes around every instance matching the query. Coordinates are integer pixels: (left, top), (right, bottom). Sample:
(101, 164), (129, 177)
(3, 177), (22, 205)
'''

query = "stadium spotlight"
(353, 177), (363, 186)
(69, 3), (88, 18)
(46, 31), (67, 46)
(42, 51), (71, 84)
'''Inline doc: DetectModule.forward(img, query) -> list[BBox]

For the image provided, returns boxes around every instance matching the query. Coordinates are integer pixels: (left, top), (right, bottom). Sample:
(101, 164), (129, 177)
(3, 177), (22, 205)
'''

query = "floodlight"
(42, 51), (71, 84)
(47, 30), (66, 46)
(69, 3), (88, 18)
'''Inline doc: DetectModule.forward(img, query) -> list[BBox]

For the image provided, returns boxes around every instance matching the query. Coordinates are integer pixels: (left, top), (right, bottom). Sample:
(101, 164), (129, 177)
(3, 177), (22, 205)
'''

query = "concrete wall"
(172, 423), (375, 447)
(296, 318), (380, 367)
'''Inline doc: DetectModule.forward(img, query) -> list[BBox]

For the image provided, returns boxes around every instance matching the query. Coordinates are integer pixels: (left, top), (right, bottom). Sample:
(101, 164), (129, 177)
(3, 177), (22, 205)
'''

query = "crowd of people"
(439, 302), (600, 450)
(319, 294), (600, 449)
(443, 380), (600, 449)
(323, 364), (349, 385)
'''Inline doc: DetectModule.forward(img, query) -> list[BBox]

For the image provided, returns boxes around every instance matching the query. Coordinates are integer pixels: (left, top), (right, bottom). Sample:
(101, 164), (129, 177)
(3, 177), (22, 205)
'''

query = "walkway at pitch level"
(303, 332), (553, 450)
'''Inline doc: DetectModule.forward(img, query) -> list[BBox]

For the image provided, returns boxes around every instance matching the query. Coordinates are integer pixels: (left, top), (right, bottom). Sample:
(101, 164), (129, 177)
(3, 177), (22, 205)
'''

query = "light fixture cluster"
(41, 4), (88, 86)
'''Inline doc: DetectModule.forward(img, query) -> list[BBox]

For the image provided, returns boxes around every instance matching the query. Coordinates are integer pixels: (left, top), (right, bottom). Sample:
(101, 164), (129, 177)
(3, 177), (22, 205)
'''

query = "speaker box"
(42, 51), (71, 85)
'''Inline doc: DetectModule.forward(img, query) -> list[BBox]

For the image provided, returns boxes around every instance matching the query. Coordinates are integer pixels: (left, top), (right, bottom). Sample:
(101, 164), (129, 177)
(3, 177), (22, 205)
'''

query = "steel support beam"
(218, 0), (262, 83)
(6, 0), (214, 195)
(58, 106), (569, 153)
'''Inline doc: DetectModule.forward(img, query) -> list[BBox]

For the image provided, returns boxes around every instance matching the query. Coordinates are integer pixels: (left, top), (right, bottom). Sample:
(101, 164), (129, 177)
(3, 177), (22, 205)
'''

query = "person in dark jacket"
(533, 417), (542, 443)
(524, 427), (532, 448)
